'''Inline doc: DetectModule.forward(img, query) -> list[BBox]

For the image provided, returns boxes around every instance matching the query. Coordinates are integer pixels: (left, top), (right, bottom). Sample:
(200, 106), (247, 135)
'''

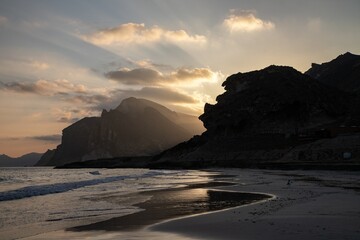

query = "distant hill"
(37, 97), (205, 166)
(305, 52), (360, 93)
(0, 153), (43, 167)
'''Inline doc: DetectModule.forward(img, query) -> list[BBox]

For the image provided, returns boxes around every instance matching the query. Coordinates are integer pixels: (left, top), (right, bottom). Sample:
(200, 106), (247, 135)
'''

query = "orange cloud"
(170, 68), (213, 81)
(83, 23), (206, 45)
(223, 10), (275, 33)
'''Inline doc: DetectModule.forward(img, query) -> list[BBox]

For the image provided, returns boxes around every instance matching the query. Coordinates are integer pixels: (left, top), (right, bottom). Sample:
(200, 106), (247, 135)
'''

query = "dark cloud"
(104, 67), (216, 86)
(105, 68), (161, 85)
(30, 134), (62, 142)
(0, 79), (87, 96)
(0, 81), (42, 94)
(66, 94), (110, 105)
(0, 79), (110, 113)
(3, 134), (62, 143)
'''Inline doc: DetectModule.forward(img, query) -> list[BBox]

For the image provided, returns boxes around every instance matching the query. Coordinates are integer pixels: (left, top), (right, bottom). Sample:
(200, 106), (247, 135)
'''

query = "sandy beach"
(21, 168), (360, 240)
(152, 169), (360, 240)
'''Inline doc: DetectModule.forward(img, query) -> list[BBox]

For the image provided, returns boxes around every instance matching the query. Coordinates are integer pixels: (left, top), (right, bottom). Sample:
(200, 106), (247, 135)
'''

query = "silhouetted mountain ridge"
(37, 98), (205, 166)
(0, 153), (43, 167)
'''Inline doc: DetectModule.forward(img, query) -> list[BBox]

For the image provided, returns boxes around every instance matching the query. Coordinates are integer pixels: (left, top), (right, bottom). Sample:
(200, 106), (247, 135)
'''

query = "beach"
(18, 168), (360, 240)
(153, 169), (360, 240)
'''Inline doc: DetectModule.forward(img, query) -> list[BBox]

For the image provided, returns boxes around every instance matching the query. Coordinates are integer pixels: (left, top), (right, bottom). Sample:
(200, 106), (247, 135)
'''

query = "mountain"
(152, 61), (359, 169)
(305, 52), (360, 93)
(0, 153), (43, 167)
(37, 97), (205, 166)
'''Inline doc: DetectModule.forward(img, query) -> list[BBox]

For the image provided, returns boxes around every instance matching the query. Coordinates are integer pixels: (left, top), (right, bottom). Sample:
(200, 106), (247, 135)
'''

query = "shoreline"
(151, 169), (360, 240)
(22, 169), (360, 240)
(68, 178), (272, 232)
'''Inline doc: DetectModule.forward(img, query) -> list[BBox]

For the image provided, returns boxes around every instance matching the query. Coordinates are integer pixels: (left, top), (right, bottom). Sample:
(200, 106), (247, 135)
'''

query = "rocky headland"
(56, 53), (360, 170)
(149, 53), (360, 169)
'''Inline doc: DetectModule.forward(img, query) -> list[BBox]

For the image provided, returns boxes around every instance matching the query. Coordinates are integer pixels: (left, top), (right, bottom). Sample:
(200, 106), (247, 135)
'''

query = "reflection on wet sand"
(70, 180), (271, 232)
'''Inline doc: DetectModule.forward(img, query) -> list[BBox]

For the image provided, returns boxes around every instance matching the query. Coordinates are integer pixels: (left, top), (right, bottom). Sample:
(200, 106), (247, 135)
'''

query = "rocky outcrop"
(37, 98), (205, 166)
(306, 52), (360, 126)
(200, 65), (348, 137)
(153, 56), (360, 168)
(305, 52), (360, 93)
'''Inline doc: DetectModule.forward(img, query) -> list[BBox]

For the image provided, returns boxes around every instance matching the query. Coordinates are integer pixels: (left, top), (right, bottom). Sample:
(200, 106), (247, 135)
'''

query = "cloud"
(102, 65), (222, 115)
(30, 134), (62, 142)
(66, 94), (111, 105)
(0, 79), (87, 96)
(0, 79), (109, 119)
(105, 68), (162, 85)
(0, 61), (221, 117)
(223, 10), (275, 33)
(5, 134), (62, 143)
(82, 23), (207, 46)
(170, 68), (213, 81)
(0, 16), (7, 26)
(105, 67), (218, 86)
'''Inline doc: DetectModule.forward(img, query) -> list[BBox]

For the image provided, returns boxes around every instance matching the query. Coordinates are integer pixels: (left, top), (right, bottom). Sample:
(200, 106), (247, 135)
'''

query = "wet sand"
(70, 180), (271, 232)
(23, 169), (360, 240)
(153, 169), (360, 240)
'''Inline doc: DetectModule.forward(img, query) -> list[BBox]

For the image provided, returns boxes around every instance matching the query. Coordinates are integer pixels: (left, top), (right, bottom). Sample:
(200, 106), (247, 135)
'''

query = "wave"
(0, 170), (166, 202)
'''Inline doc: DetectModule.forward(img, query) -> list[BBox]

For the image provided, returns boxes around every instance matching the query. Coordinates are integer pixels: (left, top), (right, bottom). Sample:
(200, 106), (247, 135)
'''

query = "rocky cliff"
(201, 65), (348, 137)
(305, 52), (360, 93)
(37, 97), (205, 166)
(305, 52), (360, 126)
(153, 54), (360, 168)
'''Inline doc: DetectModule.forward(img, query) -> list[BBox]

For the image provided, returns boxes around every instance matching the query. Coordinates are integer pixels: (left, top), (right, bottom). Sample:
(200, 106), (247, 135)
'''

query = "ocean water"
(0, 167), (210, 240)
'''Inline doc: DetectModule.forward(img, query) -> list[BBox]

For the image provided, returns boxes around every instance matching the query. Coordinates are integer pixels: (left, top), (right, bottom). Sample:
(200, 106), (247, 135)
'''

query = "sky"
(0, 0), (359, 157)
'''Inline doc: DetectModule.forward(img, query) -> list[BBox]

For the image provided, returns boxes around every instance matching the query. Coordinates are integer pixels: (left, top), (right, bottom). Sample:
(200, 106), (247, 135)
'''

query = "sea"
(0, 167), (211, 240)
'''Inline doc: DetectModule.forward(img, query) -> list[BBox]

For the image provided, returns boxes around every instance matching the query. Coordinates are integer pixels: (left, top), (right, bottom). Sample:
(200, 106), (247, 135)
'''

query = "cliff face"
(305, 52), (360, 93)
(305, 52), (360, 126)
(200, 65), (348, 137)
(154, 55), (360, 168)
(37, 98), (205, 166)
